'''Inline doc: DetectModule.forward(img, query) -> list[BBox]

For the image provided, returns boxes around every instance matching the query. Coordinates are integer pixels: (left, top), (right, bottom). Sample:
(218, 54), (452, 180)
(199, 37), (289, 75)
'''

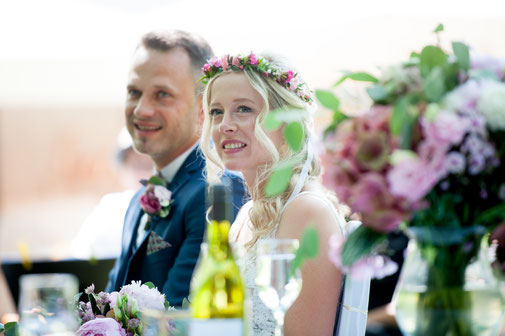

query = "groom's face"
(125, 46), (201, 169)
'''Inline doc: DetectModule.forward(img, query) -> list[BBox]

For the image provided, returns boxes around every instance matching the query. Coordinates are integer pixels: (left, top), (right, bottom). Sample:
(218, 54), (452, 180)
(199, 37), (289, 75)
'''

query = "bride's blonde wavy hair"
(201, 53), (347, 247)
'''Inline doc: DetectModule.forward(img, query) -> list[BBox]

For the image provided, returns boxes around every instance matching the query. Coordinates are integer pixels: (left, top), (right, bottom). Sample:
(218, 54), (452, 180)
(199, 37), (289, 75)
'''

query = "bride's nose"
(219, 113), (237, 133)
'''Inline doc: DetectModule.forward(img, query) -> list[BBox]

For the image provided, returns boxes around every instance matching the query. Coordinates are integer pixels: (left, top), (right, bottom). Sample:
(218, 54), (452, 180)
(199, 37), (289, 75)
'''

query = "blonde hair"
(201, 53), (345, 247)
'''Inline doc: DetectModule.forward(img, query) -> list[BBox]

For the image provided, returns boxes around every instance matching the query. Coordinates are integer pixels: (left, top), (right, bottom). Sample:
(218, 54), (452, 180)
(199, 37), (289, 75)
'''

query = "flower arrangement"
(76, 281), (173, 336)
(139, 176), (173, 230)
(318, 25), (505, 278)
(201, 51), (312, 103)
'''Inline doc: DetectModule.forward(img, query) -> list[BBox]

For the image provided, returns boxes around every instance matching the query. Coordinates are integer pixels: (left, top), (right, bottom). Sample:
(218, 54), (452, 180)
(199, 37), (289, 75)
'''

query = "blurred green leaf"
(283, 122), (304, 152)
(89, 294), (101, 315)
(390, 96), (410, 137)
(290, 225), (320, 277)
(341, 226), (386, 266)
(452, 42), (470, 71)
(148, 176), (166, 187)
(0, 323), (4, 332)
(366, 84), (389, 102)
(182, 297), (190, 309)
(475, 203), (505, 226)
(424, 67), (446, 102)
(335, 71), (379, 86)
(144, 281), (155, 289)
(419, 46), (448, 77)
(434, 23), (444, 33)
(315, 89), (340, 111)
(4, 322), (19, 336)
(265, 163), (294, 197)
(263, 113), (283, 131)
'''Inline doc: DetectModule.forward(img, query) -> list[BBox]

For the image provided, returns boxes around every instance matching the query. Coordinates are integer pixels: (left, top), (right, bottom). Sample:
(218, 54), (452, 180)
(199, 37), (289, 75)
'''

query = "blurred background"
(1, 0), (505, 322)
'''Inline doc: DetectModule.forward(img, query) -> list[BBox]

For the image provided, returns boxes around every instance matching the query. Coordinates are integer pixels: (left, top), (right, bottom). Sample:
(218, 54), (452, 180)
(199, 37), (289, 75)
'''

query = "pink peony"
(328, 233), (398, 280)
(422, 112), (470, 146)
(208, 56), (221, 68)
(76, 318), (126, 336)
(139, 192), (161, 214)
(387, 157), (438, 203)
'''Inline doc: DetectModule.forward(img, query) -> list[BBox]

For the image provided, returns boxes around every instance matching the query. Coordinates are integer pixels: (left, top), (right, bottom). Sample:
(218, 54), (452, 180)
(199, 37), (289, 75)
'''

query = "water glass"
(18, 273), (79, 336)
(255, 239), (302, 336)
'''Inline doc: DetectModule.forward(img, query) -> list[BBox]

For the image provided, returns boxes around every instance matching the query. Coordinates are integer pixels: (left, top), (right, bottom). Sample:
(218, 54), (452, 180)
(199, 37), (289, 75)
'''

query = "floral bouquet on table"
(318, 25), (505, 335)
(77, 281), (173, 336)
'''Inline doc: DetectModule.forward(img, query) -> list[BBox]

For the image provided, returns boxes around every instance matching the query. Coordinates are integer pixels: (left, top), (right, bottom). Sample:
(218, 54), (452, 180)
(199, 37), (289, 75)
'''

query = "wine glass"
(18, 273), (79, 336)
(255, 239), (302, 336)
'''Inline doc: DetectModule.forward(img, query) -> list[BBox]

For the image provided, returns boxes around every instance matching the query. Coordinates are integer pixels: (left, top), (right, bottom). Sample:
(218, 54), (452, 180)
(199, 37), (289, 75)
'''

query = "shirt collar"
(157, 142), (198, 183)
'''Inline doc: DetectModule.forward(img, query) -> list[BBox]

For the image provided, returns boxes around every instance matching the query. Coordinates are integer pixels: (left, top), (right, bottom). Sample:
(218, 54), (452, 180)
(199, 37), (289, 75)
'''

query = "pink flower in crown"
(231, 56), (241, 67)
(289, 76), (300, 90)
(221, 55), (230, 71)
(208, 56), (222, 68)
(284, 70), (294, 84)
(249, 52), (259, 65)
(203, 63), (211, 73)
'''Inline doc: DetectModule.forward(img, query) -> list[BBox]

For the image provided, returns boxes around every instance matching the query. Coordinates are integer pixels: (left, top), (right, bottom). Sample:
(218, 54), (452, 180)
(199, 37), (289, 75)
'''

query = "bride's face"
(208, 72), (284, 176)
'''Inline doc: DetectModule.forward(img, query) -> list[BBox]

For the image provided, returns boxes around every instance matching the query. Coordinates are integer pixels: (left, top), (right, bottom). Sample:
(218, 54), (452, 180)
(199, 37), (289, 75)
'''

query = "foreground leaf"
(143, 281), (155, 289)
(335, 71), (379, 86)
(315, 90), (340, 111)
(265, 163), (294, 197)
(4, 322), (19, 336)
(452, 41), (470, 71)
(290, 225), (320, 276)
(283, 122), (304, 152)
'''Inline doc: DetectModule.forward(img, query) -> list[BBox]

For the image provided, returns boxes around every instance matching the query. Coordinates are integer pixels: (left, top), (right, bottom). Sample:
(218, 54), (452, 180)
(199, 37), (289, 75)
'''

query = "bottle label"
(190, 318), (243, 336)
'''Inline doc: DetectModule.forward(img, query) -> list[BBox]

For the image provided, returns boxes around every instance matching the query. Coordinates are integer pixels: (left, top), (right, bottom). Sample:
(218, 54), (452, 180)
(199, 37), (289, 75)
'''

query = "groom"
(106, 30), (245, 306)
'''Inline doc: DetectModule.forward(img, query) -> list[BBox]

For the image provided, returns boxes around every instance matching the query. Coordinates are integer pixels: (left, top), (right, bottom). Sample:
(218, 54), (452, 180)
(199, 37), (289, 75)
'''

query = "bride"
(200, 52), (362, 335)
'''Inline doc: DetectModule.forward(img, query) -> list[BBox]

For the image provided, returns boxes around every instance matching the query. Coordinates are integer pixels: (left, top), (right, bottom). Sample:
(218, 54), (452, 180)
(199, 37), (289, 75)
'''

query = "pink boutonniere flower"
(139, 176), (173, 230)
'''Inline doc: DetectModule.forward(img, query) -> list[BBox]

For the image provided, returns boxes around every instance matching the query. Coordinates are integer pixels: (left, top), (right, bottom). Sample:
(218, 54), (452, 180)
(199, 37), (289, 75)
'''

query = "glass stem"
(274, 310), (285, 336)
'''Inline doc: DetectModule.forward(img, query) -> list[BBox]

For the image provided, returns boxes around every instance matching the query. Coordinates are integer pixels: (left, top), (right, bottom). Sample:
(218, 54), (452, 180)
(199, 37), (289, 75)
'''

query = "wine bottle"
(190, 179), (245, 335)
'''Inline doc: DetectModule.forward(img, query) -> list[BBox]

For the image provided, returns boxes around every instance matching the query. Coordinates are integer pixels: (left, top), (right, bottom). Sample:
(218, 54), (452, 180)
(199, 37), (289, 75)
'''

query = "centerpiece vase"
(393, 225), (505, 336)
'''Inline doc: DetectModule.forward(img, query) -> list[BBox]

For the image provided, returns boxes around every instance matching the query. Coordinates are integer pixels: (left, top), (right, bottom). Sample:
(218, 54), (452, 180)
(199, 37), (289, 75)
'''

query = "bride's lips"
(221, 139), (247, 154)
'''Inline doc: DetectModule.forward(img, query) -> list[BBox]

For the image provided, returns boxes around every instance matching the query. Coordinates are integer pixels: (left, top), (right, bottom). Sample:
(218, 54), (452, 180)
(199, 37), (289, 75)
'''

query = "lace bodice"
(229, 192), (348, 336)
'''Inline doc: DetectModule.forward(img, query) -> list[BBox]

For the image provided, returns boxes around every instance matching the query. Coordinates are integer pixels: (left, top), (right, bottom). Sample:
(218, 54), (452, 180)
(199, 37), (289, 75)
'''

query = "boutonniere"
(139, 176), (173, 230)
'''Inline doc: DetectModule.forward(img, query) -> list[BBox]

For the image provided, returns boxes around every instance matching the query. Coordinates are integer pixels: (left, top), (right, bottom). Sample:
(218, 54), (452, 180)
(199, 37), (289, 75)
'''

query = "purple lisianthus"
(76, 318), (126, 336)
(445, 151), (466, 174)
(470, 50), (505, 80)
(139, 192), (161, 214)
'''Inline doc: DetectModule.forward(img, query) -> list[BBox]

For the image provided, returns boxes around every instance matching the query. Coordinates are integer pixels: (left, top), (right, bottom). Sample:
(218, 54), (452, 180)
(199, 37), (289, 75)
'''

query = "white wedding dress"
(229, 192), (370, 336)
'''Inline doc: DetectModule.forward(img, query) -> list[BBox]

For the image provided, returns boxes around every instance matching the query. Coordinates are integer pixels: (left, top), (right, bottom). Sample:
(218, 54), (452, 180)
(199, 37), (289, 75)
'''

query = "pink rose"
(249, 52), (259, 65)
(221, 55), (230, 71)
(139, 192), (161, 214)
(289, 77), (299, 90)
(76, 318), (126, 336)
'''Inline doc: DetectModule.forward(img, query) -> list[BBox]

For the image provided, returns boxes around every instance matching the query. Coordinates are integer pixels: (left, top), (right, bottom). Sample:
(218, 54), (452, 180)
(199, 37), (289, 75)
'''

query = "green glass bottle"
(190, 181), (245, 334)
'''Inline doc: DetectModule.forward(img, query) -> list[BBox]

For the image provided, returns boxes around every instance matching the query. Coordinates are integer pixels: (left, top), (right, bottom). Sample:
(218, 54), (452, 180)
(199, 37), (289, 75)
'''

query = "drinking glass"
(255, 239), (302, 336)
(18, 273), (79, 336)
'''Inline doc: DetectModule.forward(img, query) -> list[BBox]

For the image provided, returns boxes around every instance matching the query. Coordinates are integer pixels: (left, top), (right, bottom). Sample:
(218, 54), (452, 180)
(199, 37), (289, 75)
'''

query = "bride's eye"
(210, 108), (223, 116)
(237, 105), (252, 113)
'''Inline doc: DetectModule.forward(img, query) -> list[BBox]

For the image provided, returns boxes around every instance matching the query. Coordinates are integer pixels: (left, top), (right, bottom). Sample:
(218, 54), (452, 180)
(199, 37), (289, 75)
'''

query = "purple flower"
(139, 192), (161, 214)
(445, 151), (466, 174)
(85, 284), (95, 295)
(127, 318), (141, 329)
(470, 50), (505, 80)
(76, 318), (127, 336)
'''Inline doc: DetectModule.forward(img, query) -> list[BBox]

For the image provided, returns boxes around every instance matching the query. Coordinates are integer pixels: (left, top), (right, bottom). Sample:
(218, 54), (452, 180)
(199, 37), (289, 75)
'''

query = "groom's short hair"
(139, 30), (214, 90)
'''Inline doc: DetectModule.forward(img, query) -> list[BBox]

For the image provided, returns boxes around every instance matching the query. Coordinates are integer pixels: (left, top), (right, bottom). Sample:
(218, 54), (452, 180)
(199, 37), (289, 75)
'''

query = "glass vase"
(393, 226), (505, 336)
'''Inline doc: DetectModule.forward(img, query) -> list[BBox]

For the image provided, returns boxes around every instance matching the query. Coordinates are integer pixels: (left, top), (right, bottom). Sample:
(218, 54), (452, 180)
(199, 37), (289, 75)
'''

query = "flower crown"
(201, 52), (312, 103)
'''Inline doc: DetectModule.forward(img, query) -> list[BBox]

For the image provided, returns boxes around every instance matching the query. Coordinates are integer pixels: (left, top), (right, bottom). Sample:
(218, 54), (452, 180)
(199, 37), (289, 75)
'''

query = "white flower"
(154, 185), (172, 206)
(445, 152), (466, 174)
(444, 80), (482, 114)
(118, 281), (165, 312)
(477, 80), (505, 130)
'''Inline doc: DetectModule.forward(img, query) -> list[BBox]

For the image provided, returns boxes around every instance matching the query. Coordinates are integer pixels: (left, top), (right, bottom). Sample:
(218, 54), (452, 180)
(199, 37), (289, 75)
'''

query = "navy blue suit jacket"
(106, 147), (245, 306)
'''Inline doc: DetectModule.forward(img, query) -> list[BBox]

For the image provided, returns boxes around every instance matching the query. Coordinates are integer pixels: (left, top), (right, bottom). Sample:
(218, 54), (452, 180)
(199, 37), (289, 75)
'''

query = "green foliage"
(452, 42), (470, 71)
(265, 162), (294, 197)
(89, 293), (102, 315)
(341, 225), (386, 266)
(424, 67), (446, 102)
(0, 323), (3, 332)
(263, 113), (283, 131)
(3, 322), (19, 336)
(290, 225), (320, 277)
(366, 84), (389, 103)
(283, 122), (304, 152)
(419, 46), (448, 77)
(390, 96), (411, 137)
(334, 71), (379, 86)
(315, 89), (340, 111)
(434, 23), (444, 33)
(148, 176), (166, 186)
